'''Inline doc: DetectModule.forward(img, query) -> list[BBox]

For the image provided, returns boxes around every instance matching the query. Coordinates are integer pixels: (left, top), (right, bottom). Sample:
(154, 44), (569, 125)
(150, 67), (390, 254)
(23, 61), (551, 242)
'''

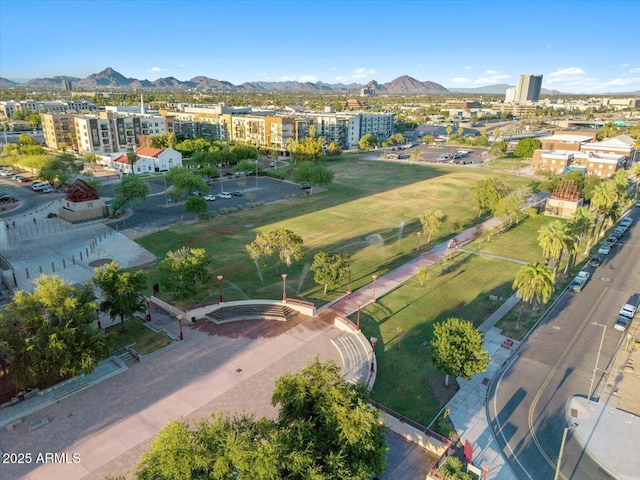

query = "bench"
(28, 418), (49, 432)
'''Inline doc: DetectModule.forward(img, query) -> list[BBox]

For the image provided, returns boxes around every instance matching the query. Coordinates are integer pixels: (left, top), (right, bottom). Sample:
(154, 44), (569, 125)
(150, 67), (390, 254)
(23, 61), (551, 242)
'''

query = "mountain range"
(0, 67), (450, 94)
(2, 67), (638, 95)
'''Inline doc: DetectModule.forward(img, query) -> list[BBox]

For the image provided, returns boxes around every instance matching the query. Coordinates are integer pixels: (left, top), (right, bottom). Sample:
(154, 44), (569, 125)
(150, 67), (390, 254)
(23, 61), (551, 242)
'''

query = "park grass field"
(353, 252), (520, 425)
(137, 157), (534, 308)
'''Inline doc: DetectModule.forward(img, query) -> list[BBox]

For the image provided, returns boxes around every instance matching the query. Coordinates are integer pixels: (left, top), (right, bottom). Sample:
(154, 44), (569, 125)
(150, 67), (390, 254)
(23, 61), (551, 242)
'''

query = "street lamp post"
(416, 231), (421, 251)
(217, 275), (224, 303)
(281, 274), (287, 303)
(370, 336), (378, 374)
(554, 423), (578, 480)
(371, 275), (378, 302)
(347, 267), (352, 296)
(145, 299), (151, 322)
(177, 315), (184, 341)
(356, 302), (361, 330)
(588, 322), (607, 404)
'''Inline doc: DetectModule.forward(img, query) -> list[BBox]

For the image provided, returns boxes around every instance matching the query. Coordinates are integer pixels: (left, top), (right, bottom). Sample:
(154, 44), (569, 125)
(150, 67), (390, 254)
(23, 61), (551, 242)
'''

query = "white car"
(202, 194), (216, 201)
(598, 244), (611, 255)
(32, 182), (48, 191)
(217, 192), (232, 199)
(620, 218), (633, 228)
(619, 303), (637, 319)
(40, 186), (56, 193)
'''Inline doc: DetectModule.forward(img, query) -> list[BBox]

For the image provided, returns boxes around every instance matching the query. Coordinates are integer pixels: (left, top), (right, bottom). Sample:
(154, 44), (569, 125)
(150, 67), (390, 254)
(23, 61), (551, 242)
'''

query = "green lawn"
(106, 317), (173, 355)
(353, 252), (521, 426)
(137, 157), (534, 309)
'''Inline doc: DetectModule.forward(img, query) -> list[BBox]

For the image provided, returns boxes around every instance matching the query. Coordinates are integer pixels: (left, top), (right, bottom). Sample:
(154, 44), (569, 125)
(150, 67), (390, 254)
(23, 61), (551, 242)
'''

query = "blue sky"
(1, 0), (639, 93)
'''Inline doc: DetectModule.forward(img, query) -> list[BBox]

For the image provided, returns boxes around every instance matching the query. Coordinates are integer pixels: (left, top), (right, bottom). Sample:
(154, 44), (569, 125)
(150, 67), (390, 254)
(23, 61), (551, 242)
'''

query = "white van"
(32, 182), (48, 191)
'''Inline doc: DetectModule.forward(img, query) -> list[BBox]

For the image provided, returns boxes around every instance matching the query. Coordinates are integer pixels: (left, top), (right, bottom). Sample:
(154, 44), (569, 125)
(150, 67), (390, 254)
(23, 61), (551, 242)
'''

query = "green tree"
(514, 138), (542, 158)
(38, 153), (84, 188)
(246, 228), (304, 276)
(569, 206), (596, 254)
(111, 174), (149, 217)
(165, 166), (210, 198)
(185, 195), (208, 215)
(494, 191), (526, 226)
(291, 161), (334, 189)
(537, 220), (570, 279)
(416, 266), (432, 287)
(272, 359), (387, 479)
(489, 139), (508, 160)
(358, 133), (378, 150)
(419, 209), (444, 243)
(93, 261), (147, 330)
(590, 180), (619, 239)
(18, 133), (37, 146)
(287, 127), (326, 163)
(325, 140), (343, 157)
(311, 251), (349, 294)
(1, 275), (108, 390)
(409, 148), (423, 164)
(471, 177), (510, 215)
(430, 317), (490, 386)
(159, 247), (212, 300)
(512, 263), (555, 329)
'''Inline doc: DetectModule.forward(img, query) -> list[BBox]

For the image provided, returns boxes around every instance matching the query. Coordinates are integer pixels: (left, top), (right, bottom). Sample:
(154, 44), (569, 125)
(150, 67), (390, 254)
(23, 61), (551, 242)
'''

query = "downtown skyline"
(1, 0), (640, 94)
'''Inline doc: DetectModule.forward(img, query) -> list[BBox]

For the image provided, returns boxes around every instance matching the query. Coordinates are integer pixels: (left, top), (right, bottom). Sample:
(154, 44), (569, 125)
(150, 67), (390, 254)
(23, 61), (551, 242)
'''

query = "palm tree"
(537, 220), (569, 278)
(512, 263), (555, 330)
(589, 181), (618, 241)
(569, 206), (596, 254)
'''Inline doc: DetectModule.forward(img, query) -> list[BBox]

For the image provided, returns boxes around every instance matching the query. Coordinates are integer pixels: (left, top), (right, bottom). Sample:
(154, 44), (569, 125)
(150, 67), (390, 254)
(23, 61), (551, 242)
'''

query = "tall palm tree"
(569, 206), (596, 254)
(512, 263), (555, 330)
(590, 180), (619, 240)
(537, 220), (569, 278)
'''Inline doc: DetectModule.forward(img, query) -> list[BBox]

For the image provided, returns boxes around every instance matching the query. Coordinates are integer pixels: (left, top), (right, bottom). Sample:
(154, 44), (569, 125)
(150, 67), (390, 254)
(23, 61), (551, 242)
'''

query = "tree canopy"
(136, 359), (387, 480)
(38, 153), (84, 188)
(159, 247), (212, 300)
(291, 162), (334, 187)
(358, 133), (378, 150)
(471, 177), (510, 215)
(165, 166), (210, 198)
(111, 174), (149, 217)
(246, 228), (304, 275)
(0, 275), (108, 390)
(430, 317), (490, 386)
(311, 251), (349, 294)
(513, 138), (542, 158)
(93, 261), (147, 329)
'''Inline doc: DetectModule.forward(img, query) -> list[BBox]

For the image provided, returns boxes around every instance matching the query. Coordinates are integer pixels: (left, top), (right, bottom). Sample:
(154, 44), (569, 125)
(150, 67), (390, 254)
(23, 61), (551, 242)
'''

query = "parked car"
(190, 190), (203, 196)
(588, 255), (604, 267)
(598, 244), (611, 255)
(231, 191), (242, 196)
(636, 200), (640, 208)
(17, 176), (31, 183)
(604, 236), (617, 246)
(217, 192), (232, 199)
(32, 182), (48, 191)
(300, 183), (311, 190)
(614, 315), (630, 332)
(620, 217), (633, 228)
(40, 186), (56, 193)
(612, 228), (625, 238)
(569, 271), (590, 292)
(619, 303), (637, 319)
(202, 194), (216, 201)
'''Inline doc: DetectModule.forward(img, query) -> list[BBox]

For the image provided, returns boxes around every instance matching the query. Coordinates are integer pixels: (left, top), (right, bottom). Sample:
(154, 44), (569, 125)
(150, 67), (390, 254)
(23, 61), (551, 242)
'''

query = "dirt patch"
(89, 258), (114, 267)
(429, 373), (460, 407)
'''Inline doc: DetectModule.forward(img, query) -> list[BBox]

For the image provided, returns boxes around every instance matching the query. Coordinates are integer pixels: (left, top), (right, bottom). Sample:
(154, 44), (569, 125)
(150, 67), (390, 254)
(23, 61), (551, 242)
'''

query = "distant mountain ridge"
(2, 67), (450, 94)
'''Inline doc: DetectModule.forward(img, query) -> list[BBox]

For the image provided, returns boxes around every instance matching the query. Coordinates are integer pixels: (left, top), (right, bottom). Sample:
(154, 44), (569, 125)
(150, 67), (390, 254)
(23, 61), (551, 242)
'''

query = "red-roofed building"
(112, 147), (182, 174)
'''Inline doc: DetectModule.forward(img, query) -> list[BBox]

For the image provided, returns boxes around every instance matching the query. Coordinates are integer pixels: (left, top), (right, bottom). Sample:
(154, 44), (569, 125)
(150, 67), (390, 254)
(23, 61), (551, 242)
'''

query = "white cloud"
(484, 69), (498, 74)
(334, 76), (350, 82)
(450, 77), (472, 84)
(472, 74), (509, 85)
(147, 66), (167, 73)
(546, 67), (586, 78)
(603, 78), (635, 86)
(352, 67), (376, 78)
(463, 66), (471, 70)
(298, 74), (317, 82)
(330, 66), (337, 71)
(621, 63), (629, 67)
(177, 64), (185, 68)
(629, 67), (640, 73)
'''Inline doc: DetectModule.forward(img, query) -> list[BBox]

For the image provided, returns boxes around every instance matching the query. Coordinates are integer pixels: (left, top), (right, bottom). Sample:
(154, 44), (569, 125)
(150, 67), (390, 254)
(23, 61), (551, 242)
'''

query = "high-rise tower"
(515, 74), (543, 103)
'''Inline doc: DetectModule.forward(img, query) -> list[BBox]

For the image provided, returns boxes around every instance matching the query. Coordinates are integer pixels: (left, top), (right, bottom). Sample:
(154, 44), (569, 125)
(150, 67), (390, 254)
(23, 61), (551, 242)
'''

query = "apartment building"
(579, 136), (636, 168)
(532, 149), (626, 178)
(515, 74), (543, 104)
(42, 111), (167, 154)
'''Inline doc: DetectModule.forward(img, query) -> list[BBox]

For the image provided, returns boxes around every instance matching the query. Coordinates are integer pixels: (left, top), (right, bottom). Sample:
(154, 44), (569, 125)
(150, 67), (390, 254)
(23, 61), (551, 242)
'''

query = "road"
(488, 209), (640, 479)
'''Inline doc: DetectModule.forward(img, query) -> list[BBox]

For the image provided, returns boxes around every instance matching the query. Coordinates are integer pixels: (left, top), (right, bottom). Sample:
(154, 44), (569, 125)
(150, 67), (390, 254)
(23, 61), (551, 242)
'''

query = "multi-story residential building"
(42, 111), (167, 154)
(0, 101), (17, 119)
(579, 135), (636, 168)
(504, 87), (517, 104)
(537, 131), (597, 151)
(532, 149), (627, 179)
(515, 74), (543, 104)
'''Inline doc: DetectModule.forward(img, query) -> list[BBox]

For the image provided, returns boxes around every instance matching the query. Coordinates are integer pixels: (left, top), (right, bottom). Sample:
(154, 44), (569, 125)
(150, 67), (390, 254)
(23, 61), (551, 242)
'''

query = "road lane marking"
(527, 287), (608, 478)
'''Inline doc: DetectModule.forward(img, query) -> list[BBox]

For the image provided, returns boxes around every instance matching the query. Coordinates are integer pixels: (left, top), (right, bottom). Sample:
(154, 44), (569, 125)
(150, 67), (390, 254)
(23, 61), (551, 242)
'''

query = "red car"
(18, 177), (32, 183)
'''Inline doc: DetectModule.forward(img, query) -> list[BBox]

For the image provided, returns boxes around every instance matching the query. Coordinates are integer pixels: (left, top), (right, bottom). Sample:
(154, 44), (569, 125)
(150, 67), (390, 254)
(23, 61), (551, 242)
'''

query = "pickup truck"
(569, 271), (590, 292)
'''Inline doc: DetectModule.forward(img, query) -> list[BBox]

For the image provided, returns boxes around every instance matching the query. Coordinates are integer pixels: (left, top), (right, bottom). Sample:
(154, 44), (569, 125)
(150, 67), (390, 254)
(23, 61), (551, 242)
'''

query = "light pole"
(177, 315), (184, 341)
(281, 274), (287, 302)
(356, 302), (361, 330)
(588, 322), (606, 404)
(416, 231), (421, 251)
(217, 275), (224, 303)
(347, 267), (352, 296)
(370, 336), (378, 374)
(371, 275), (378, 302)
(554, 423), (578, 480)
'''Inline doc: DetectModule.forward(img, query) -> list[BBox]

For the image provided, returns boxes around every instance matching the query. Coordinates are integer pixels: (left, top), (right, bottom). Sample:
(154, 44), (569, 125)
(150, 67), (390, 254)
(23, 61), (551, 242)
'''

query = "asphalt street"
(488, 209), (640, 479)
